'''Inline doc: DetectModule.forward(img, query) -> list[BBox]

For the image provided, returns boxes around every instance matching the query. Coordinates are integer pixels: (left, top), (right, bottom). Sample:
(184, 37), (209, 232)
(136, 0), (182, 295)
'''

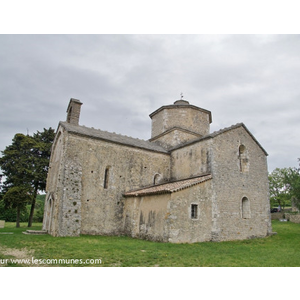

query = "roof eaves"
(128, 190), (172, 197)
(168, 133), (213, 151)
(169, 123), (268, 156)
(59, 121), (169, 154)
(239, 123), (268, 156)
(149, 127), (202, 142)
(123, 174), (212, 198)
(149, 105), (212, 123)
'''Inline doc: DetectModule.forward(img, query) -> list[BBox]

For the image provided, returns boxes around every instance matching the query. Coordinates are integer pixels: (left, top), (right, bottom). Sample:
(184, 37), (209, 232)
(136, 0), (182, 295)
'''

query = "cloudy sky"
(0, 34), (299, 172)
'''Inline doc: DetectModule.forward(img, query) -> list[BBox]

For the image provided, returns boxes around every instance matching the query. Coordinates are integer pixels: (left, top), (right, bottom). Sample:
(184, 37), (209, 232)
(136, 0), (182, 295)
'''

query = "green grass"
(0, 220), (299, 267)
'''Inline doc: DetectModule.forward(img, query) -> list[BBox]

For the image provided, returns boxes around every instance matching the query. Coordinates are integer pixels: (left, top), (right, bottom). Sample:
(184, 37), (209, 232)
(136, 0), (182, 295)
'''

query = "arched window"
(104, 167), (110, 189)
(153, 173), (162, 185)
(44, 193), (54, 233)
(242, 197), (250, 219)
(239, 145), (249, 173)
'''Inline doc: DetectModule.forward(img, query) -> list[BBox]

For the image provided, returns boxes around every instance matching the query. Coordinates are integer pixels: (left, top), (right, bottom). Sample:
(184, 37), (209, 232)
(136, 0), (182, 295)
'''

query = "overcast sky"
(0, 34), (299, 172)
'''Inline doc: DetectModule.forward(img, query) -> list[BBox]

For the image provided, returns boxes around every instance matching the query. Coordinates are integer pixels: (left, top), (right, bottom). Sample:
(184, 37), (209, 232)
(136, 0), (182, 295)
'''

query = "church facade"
(43, 98), (272, 243)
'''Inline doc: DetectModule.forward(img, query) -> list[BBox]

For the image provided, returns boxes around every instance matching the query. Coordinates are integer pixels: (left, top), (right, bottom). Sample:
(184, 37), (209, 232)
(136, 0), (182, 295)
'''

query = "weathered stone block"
(285, 213), (300, 223)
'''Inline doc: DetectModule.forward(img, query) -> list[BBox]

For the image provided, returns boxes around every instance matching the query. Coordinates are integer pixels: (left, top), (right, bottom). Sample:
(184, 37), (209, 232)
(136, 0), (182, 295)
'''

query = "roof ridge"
(209, 122), (244, 137)
(168, 122), (267, 156)
(59, 121), (169, 154)
(149, 126), (202, 142)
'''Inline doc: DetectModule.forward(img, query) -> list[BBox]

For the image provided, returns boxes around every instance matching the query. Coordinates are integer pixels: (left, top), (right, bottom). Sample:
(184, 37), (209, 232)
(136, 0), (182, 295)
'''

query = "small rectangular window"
(191, 204), (198, 219)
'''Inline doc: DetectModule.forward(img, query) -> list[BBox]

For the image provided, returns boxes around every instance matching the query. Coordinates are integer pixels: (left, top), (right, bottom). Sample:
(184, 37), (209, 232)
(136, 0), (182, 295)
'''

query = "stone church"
(43, 97), (272, 243)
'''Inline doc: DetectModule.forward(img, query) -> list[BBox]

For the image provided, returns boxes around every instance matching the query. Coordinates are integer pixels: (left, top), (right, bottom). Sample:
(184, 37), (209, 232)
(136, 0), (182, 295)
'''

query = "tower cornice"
(149, 102), (212, 124)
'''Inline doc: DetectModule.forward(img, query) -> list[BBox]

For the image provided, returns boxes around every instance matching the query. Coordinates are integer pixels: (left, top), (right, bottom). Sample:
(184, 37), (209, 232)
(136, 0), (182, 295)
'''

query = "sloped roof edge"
(169, 123), (268, 156)
(59, 122), (169, 154)
(149, 126), (202, 142)
(123, 174), (212, 198)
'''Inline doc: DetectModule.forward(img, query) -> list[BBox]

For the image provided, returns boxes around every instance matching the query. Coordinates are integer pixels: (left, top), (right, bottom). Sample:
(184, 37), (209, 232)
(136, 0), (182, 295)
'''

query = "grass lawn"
(0, 220), (299, 267)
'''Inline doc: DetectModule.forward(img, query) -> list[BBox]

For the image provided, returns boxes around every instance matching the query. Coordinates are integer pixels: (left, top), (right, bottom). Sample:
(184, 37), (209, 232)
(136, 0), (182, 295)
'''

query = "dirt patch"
(0, 245), (36, 267)
(0, 246), (34, 259)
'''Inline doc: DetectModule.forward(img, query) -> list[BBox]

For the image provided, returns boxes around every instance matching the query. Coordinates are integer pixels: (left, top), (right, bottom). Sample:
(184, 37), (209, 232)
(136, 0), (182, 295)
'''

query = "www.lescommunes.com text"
(1, 258), (102, 265)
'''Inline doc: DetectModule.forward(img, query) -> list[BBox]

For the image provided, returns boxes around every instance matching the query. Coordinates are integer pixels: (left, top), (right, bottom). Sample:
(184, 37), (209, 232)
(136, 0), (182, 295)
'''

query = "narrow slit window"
(67, 107), (72, 123)
(191, 204), (198, 219)
(104, 167), (110, 189)
(239, 145), (249, 173)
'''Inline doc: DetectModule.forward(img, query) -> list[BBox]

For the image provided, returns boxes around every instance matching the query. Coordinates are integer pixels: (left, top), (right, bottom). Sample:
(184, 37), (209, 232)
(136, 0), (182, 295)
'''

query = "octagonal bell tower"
(149, 99), (212, 150)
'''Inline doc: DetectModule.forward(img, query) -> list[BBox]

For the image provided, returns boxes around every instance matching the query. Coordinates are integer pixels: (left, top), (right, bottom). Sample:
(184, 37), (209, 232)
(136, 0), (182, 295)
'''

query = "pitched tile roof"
(59, 121), (169, 154)
(123, 174), (212, 197)
(59, 121), (267, 156)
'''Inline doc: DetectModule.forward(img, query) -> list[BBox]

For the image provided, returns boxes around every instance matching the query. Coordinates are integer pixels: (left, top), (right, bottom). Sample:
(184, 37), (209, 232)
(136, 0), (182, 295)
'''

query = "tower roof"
(149, 100), (212, 124)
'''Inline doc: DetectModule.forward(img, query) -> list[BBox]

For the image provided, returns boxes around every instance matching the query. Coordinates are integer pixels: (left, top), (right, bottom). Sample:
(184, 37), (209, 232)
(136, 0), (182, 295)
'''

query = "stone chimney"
(66, 98), (83, 125)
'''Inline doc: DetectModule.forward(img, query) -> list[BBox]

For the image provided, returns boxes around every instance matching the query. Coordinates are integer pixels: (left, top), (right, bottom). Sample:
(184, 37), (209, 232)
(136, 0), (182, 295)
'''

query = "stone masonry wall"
(150, 129), (201, 150)
(151, 106), (210, 139)
(285, 213), (300, 223)
(43, 127), (67, 236)
(64, 133), (171, 236)
(271, 212), (284, 220)
(167, 180), (213, 243)
(58, 158), (82, 236)
(170, 138), (212, 181)
(210, 126), (272, 241)
(44, 128), (83, 237)
(123, 194), (170, 242)
(123, 180), (213, 243)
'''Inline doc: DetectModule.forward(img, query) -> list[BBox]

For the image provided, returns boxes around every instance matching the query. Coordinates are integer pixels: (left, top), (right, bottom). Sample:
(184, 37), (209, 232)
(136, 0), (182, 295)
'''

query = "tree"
(285, 159), (300, 211)
(0, 128), (55, 226)
(0, 196), (29, 222)
(269, 168), (293, 210)
(0, 133), (36, 226)
(269, 162), (300, 211)
(3, 185), (32, 227)
(0, 133), (36, 189)
(27, 128), (55, 227)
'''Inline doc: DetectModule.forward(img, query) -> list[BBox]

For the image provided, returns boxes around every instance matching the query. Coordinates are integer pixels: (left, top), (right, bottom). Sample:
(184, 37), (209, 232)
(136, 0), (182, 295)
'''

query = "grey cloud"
(0, 34), (299, 172)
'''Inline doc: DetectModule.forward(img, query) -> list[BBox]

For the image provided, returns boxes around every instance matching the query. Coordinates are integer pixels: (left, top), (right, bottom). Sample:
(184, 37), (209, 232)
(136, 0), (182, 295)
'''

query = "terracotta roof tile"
(123, 174), (212, 197)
